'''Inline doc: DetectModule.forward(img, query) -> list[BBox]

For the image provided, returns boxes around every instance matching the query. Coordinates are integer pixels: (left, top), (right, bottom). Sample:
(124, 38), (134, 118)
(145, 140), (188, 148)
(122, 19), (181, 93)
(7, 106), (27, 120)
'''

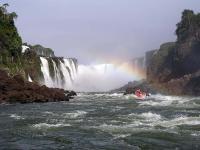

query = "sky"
(2, 0), (200, 64)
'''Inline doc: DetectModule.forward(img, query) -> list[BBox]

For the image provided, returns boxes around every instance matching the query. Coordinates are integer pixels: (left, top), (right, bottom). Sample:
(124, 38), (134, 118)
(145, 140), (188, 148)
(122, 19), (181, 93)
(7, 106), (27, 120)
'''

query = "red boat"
(134, 89), (146, 100)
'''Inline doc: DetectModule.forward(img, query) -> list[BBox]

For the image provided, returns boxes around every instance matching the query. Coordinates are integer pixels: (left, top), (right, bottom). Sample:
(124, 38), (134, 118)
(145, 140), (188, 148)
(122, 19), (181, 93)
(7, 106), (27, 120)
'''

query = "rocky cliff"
(23, 44), (55, 57)
(147, 10), (200, 96)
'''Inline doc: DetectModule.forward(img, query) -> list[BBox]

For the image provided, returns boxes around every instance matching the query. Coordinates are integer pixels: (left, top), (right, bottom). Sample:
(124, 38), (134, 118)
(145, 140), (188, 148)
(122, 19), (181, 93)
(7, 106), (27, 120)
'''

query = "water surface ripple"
(0, 93), (200, 149)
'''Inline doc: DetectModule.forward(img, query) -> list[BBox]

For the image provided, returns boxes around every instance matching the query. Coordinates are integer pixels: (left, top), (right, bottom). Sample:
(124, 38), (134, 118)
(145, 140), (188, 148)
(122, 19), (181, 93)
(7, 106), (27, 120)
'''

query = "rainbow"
(110, 60), (146, 80)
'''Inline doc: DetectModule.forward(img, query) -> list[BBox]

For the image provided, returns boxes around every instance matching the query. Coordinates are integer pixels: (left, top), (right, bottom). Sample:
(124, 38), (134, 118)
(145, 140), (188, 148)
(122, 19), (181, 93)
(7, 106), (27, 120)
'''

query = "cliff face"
(28, 44), (55, 57)
(0, 5), (78, 91)
(147, 42), (176, 83)
(147, 10), (200, 96)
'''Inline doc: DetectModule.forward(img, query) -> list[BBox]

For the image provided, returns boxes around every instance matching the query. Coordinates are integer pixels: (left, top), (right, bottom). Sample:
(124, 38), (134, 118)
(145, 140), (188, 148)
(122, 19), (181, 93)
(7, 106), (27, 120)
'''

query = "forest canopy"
(0, 3), (22, 58)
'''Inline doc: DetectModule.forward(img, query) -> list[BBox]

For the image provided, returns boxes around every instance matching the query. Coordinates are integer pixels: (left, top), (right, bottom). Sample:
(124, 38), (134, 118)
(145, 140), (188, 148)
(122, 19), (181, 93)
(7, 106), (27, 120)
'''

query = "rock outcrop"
(24, 44), (55, 57)
(0, 70), (76, 103)
(111, 80), (157, 95)
(146, 10), (200, 96)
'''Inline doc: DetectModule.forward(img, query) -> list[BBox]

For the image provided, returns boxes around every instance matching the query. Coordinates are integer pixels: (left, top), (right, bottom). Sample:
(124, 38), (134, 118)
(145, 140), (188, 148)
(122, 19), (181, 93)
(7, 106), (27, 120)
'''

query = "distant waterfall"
(72, 63), (137, 92)
(132, 57), (146, 73)
(39, 57), (78, 90)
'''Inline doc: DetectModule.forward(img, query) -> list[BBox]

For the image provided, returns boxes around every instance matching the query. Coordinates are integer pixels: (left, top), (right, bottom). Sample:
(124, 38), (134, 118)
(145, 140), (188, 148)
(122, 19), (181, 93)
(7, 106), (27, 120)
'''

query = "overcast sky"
(2, 0), (200, 64)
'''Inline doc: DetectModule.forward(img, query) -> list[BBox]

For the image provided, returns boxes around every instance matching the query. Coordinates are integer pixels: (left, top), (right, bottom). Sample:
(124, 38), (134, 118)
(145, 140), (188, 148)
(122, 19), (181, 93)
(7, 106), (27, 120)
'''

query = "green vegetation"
(176, 10), (200, 43)
(30, 44), (55, 57)
(0, 3), (22, 59)
(22, 50), (44, 82)
(0, 3), (23, 75)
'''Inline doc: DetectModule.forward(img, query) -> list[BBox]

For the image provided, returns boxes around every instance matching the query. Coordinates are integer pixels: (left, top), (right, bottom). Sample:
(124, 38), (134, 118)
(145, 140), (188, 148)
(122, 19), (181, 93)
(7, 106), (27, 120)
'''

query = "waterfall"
(22, 45), (30, 53)
(52, 60), (62, 88)
(63, 58), (77, 81)
(28, 74), (33, 82)
(39, 57), (77, 89)
(133, 59), (139, 74)
(40, 57), (54, 87)
(132, 57), (147, 75)
(58, 60), (72, 88)
(143, 57), (146, 69)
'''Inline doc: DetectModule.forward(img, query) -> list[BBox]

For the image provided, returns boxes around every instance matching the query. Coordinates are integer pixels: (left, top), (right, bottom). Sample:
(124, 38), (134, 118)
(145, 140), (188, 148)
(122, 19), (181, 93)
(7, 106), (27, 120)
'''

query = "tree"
(175, 9), (200, 42)
(0, 3), (22, 59)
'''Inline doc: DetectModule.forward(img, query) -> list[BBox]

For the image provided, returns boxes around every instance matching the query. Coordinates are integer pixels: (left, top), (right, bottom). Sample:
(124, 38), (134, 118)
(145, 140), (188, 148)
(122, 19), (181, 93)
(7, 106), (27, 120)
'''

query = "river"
(0, 93), (200, 149)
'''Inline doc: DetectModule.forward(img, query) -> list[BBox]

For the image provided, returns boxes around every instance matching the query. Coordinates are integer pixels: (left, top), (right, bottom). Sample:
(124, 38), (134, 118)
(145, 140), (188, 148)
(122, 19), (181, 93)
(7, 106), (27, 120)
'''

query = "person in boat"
(135, 89), (146, 97)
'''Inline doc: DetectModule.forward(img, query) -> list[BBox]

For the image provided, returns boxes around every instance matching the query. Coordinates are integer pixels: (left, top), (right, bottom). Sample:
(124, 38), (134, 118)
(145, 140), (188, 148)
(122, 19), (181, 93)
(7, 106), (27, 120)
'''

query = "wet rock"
(0, 69), (71, 103)
(64, 90), (77, 99)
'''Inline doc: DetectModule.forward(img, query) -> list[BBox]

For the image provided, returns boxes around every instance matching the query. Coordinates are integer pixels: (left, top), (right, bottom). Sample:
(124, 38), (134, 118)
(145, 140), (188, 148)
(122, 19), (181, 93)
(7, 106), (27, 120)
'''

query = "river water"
(0, 93), (200, 150)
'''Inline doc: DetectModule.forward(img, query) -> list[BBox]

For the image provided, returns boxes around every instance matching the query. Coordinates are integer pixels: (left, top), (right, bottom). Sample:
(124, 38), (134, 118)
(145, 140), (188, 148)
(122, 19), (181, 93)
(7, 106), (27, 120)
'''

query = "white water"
(39, 57), (77, 89)
(58, 60), (72, 88)
(52, 60), (62, 88)
(22, 45), (30, 53)
(63, 59), (76, 81)
(40, 57), (54, 87)
(28, 74), (33, 82)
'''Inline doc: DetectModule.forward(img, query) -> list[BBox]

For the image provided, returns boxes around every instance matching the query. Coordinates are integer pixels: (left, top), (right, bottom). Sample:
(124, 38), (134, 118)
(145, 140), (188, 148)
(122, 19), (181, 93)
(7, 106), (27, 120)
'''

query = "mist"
(72, 62), (143, 92)
(2, 0), (200, 64)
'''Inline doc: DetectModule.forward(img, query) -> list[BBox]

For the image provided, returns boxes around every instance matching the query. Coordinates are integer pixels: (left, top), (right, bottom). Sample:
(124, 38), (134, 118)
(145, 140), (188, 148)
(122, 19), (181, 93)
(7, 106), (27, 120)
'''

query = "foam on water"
(113, 134), (131, 139)
(155, 116), (200, 127)
(109, 93), (124, 97)
(91, 123), (153, 134)
(32, 123), (71, 129)
(128, 112), (162, 122)
(10, 114), (24, 120)
(138, 94), (197, 107)
(62, 110), (87, 119)
(2, 92), (200, 149)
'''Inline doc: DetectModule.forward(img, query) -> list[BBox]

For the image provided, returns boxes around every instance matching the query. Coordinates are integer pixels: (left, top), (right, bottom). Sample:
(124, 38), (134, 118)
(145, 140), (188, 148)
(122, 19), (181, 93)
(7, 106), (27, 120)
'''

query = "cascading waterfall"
(28, 74), (33, 82)
(58, 60), (72, 88)
(52, 60), (62, 88)
(63, 58), (77, 81)
(39, 56), (78, 90)
(40, 57), (54, 87)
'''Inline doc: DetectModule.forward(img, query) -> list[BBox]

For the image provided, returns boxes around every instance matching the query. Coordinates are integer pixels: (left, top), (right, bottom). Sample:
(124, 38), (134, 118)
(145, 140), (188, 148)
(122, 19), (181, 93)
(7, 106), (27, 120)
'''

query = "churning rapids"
(0, 94), (200, 150)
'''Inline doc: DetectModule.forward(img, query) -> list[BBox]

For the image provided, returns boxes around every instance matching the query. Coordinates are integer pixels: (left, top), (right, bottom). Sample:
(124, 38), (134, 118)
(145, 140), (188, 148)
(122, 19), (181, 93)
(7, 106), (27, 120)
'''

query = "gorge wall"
(146, 10), (200, 96)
